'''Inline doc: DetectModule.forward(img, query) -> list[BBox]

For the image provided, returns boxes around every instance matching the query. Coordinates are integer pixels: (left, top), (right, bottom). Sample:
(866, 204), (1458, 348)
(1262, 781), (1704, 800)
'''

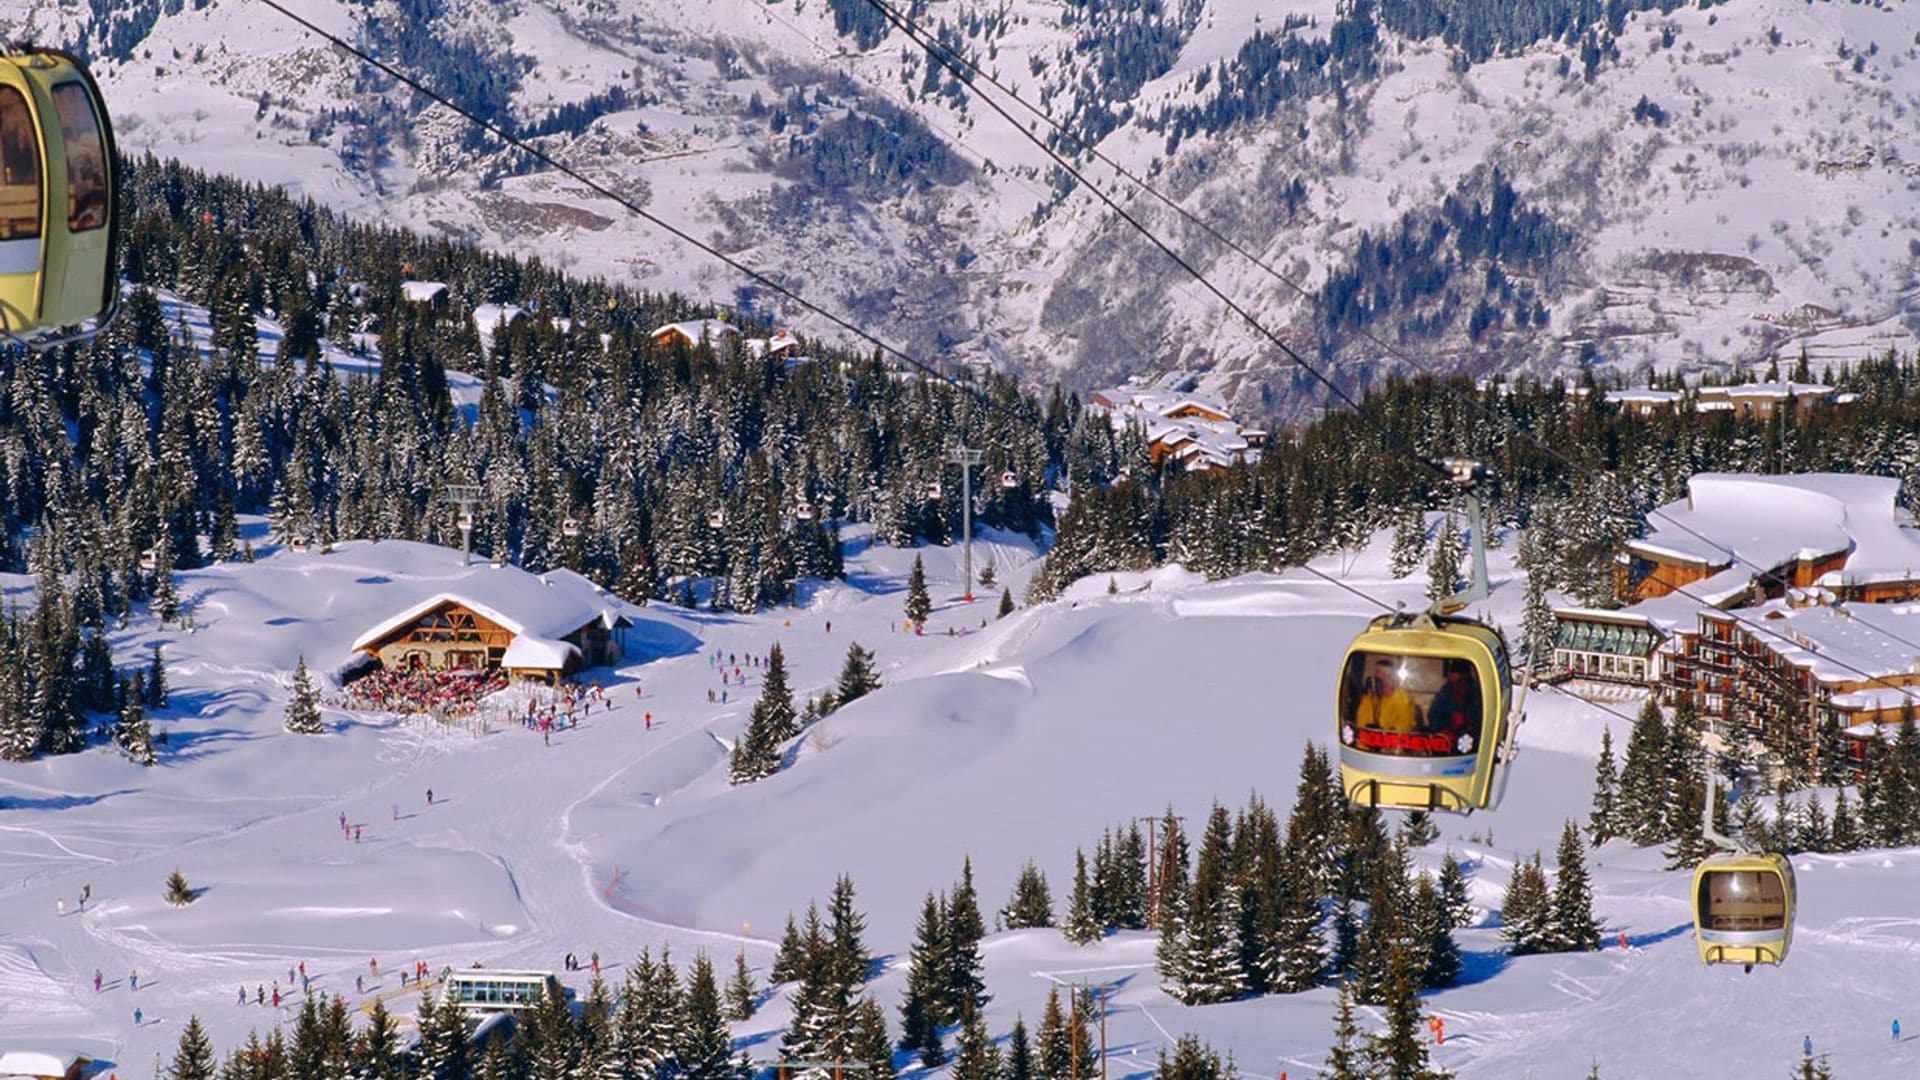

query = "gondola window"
(1339, 652), (1483, 757)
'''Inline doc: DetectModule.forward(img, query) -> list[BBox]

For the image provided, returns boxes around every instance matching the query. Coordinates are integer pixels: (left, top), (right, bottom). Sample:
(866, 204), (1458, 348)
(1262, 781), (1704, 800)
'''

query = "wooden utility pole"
(1098, 985), (1108, 1080)
(1070, 991), (1079, 1080)
(1137, 814), (1184, 929)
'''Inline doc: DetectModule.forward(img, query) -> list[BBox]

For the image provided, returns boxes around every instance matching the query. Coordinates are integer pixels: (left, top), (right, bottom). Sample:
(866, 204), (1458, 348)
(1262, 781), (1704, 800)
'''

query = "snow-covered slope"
(20, 0), (1918, 418)
(5, 518), (1920, 1077)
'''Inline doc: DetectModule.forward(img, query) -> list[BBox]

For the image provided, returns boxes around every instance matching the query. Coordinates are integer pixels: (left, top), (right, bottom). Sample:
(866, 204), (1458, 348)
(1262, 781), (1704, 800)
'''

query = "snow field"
(3, 519), (1920, 1077)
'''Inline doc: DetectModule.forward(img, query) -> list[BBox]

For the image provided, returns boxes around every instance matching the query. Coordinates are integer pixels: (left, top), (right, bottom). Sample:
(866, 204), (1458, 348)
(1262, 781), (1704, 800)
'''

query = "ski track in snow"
(8, 520), (1920, 1075)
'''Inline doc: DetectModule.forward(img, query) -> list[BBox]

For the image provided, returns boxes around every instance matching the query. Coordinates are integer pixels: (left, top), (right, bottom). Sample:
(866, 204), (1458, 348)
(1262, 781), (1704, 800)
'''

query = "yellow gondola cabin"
(1693, 852), (1795, 970)
(1336, 612), (1514, 814)
(0, 47), (117, 345)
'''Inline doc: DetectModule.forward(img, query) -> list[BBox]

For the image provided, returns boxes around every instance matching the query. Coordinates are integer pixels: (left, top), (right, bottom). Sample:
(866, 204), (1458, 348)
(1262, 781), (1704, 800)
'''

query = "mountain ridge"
(20, 0), (1920, 419)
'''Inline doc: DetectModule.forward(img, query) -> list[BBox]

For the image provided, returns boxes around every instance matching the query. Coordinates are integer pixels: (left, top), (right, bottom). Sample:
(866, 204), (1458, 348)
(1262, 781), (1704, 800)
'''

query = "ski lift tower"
(442, 484), (483, 566)
(946, 447), (984, 602)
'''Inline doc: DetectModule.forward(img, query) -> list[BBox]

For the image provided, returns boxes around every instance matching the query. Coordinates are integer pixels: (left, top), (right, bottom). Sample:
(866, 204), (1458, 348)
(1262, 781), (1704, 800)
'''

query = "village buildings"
(1551, 473), (1920, 766)
(1089, 371), (1267, 472)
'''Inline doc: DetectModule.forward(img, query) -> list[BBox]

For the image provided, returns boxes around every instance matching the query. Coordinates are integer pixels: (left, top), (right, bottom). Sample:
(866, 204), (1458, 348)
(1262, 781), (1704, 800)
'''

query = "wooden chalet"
(350, 591), (629, 684)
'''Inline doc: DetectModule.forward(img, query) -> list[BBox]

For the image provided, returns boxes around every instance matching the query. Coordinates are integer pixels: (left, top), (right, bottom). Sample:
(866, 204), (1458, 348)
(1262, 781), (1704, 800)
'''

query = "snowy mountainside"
(5, 511), (1920, 1076)
(26, 0), (1920, 417)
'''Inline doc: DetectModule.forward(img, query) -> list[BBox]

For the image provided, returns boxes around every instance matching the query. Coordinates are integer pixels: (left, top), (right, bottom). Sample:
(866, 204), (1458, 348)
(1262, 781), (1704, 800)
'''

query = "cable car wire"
(856, 0), (1449, 482)
(248, 0), (976, 395)
(862, 0), (1920, 717)
(261, 0), (1920, 726)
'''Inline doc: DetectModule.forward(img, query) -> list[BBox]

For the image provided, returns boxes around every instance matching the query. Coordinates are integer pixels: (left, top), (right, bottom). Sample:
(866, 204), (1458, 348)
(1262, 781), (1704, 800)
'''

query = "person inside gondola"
(1425, 658), (1481, 741)
(1358, 657), (1419, 733)
(0, 88), (39, 240)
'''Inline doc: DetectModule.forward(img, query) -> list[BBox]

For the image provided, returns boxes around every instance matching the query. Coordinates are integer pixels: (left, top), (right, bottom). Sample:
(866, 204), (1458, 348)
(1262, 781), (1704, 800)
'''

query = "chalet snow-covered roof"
(1604, 388), (1683, 405)
(1710, 380), (1833, 401)
(401, 280), (449, 303)
(1625, 474), (1920, 582)
(501, 635), (581, 671)
(1711, 599), (1920, 690)
(0, 1051), (83, 1077)
(650, 319), (739, 345)
(345, 545), (626, 664)
(744, 330), (799, 358)
(473, 303), (530, 350)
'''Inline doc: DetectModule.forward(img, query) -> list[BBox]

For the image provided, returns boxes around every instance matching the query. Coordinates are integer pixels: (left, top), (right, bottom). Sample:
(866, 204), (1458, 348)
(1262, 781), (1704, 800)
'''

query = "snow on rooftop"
(344, 547), (624, 659)
(0, 1053), (82, 1078)
(473, 303), (529, 350)
(1604, 388), (1684, 404)
(1712, 380), (1834, 400)
(649, 318), (739, 343)
(1628, 473), (1920, 579)
(400, 280), (448, 303)
(1731, 600), (1920, 688)
(500, 635), (582, 671)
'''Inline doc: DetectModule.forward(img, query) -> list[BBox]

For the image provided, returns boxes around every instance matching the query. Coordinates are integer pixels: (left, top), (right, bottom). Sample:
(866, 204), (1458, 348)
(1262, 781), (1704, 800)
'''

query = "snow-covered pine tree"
(1387, 509), (1426, 579)
(945, 857), (989, 1017)
(1549, 821), (1600, 952)
(169, 1016), (217, 1080)
(729, 644), (796, 784)
(1115, 823), (1150, 930)
(1165, 805), (1243, 1005)
(1065, 849), (1100, 945)
(1436, 851), (1473, 929)
(726, 950), (757, 1021)
(1520, 560), (1556, 674)
(151, 539), (180, 624)
(771, 914), (806, 983)
(1155, 1034), (1233, 1080)
(1588, 726), (1619, 845)
(1499, 854), (1553, 956)
(1361, 941), (1447, 1080)
(1034, 987), (1097, 1080)
(1792, 1050), (1836, 1080)
(899, 891), (949, 1067)
(950, 1006), (1001, 1080)
(1154, 804), (1191, 930)
(1001, 860), (1054, 929)
(849, 995), (892, 1079)
(1006, 1017), (1035, 1080)
(115, 687), (156, 766)
(998, 588), (1015, 618)
(1398, 811), (1438, 849)
(165, 868), (194, 905)
(1798, 792), (1830, 853)
(617, 949), (683, 1080)
(523, 982), (582, 1079)
(905, 555), (932, 627)
(833, 642), (880, 707)
(414, 981), (473, 1080)
(827, 873), (872, 989)
(1264, 856), (1325, 993)
(680, 953), (744, 1080)
(1347, 847), (1407, 1005)
(145, 641), (170, 711)
(353, 998), (401, 1080)
(283, 656), (325, 735)
(1410, 874), (1461, 990)
(1321, 979), (1365, 1080)
(1423, 514), (1462, 603)
(1617, 699), (1670, 845)
(1830, 786), (1860, 852)
(1662, 695), (1707, 835)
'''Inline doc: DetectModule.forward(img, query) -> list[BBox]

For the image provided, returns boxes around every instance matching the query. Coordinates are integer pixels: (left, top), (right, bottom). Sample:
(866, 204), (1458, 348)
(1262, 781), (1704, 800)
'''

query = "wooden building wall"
(367, 602), (514, 672)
